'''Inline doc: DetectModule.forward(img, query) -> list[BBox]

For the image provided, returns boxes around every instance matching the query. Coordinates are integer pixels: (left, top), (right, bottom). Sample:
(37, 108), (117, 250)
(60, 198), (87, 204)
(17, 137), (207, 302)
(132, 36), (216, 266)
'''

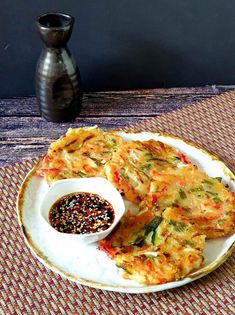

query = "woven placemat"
(1, 91), (235, 315)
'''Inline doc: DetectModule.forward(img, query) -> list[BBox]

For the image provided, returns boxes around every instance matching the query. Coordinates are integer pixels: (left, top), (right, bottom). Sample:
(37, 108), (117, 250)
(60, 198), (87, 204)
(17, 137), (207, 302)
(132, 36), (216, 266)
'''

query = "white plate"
(17, 131), (235, 293)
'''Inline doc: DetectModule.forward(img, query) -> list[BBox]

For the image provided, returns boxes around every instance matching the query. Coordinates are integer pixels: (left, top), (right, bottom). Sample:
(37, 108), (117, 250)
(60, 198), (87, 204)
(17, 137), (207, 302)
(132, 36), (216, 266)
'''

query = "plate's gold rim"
(188, 241), (235, 279)
(17, 130), (235, 293)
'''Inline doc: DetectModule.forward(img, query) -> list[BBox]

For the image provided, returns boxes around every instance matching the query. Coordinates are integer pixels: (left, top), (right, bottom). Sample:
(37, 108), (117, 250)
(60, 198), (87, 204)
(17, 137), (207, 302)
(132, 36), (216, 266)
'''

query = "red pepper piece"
(178, 152), (190, 164)
(98, 240), (117, 258)
(152, 194), (158, 204)
(114, 170), (120, 183)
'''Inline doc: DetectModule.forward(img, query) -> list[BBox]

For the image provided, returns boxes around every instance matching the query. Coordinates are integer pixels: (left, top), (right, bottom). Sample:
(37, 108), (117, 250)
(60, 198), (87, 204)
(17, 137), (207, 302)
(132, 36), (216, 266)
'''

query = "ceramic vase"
(36, 12), (82, 122)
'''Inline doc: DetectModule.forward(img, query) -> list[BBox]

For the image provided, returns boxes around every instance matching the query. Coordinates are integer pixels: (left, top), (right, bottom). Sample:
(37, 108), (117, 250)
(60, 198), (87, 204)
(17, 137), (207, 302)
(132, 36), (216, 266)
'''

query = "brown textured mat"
(1, 91), (235, 315)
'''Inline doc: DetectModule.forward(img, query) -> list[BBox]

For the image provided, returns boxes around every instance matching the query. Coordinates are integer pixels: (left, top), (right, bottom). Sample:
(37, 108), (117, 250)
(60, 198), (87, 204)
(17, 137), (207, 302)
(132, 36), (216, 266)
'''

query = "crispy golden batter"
(37, 127), (235, 285)
(143, 167), (235, 238)
(99, 208), (205, 285)
(37, 127), (123, 184)
(104, 141), (150, 203)
(105, 138), (235, 239)
(104, 140), (188, 203)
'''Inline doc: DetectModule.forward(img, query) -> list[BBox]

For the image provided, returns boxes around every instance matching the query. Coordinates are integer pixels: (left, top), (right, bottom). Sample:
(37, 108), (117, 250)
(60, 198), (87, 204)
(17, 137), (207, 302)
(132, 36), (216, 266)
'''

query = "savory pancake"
(104, 140), (190, 203)
(38, 127), (234, 239)
(37, 127), (235, 285)
(143, 167), (235, 238)
(141, 139), (191, 175)
(100, 207), (156, 250)
(99, 207), (205, 285)
(104, 142), (150, 203)
(37, 127), (123, 184)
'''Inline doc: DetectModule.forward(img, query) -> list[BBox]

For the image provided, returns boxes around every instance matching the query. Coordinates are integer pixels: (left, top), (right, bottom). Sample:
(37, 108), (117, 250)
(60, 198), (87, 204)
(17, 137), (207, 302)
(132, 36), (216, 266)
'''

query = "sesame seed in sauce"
(49, 192), (115, 234)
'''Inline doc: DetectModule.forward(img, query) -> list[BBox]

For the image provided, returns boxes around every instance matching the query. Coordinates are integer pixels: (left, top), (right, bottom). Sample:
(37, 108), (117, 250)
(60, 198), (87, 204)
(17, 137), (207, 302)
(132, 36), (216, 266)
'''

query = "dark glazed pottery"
(36, 12), (82, 122)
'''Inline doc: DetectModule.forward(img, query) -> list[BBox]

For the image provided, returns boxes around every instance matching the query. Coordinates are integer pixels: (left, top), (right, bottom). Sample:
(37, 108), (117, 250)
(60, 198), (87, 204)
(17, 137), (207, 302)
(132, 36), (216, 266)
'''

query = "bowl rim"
(39, 177), (126, 238)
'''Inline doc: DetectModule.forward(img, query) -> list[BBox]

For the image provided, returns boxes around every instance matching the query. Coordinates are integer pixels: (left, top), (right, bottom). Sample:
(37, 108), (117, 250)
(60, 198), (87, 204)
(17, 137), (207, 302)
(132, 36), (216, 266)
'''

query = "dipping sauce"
(49, 192), (115, 234)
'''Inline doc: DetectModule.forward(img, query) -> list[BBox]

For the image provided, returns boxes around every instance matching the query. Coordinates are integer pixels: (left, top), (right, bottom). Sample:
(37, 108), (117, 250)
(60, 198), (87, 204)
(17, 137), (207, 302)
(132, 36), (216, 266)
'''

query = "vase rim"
(37, 12), (74, 30)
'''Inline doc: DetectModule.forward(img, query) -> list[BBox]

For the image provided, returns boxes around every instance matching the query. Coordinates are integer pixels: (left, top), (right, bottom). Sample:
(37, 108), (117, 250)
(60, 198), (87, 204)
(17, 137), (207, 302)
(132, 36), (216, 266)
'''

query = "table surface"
(0, 85), (233, 167)
(1, 85), (235, 314)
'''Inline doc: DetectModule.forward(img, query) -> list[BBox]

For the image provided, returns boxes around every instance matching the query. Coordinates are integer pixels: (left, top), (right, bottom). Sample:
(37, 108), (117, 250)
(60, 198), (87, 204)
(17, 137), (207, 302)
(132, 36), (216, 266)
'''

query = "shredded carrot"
(204, 200), (212, 206)
(98, 240), (118, 258)
(42, 155), (51, 164)
(178, 152), (190, 164)
(36, 168), (60, 176)
(146, 259), (155, 272)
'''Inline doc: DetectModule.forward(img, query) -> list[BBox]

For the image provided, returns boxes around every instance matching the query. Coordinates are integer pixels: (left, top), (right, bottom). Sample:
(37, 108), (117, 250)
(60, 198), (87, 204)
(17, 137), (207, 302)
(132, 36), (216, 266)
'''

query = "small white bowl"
(40, 177), (126, 244)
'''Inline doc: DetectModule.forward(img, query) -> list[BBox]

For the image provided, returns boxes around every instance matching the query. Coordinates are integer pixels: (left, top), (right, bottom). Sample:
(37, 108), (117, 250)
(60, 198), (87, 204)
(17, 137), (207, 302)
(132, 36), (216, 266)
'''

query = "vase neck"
(37, 12), (74, 48)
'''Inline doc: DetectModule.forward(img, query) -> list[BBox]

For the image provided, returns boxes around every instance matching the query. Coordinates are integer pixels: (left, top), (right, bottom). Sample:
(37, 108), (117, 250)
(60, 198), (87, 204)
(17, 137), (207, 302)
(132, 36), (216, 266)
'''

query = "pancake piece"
(104, 143), (150, 203)
(141, 139), (191, 177)
(100, 207), (156, 250)
(37, 127), (123, 184)
(144, 167), (235, 238)
(37, 127), (235, 285)
(99, 208), (205, 285)
(104, 140), (189, 203)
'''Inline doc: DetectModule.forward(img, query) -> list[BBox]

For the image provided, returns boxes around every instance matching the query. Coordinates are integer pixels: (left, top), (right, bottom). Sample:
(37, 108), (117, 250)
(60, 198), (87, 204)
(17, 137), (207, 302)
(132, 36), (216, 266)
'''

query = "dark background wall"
(1, 0), (235, 97)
